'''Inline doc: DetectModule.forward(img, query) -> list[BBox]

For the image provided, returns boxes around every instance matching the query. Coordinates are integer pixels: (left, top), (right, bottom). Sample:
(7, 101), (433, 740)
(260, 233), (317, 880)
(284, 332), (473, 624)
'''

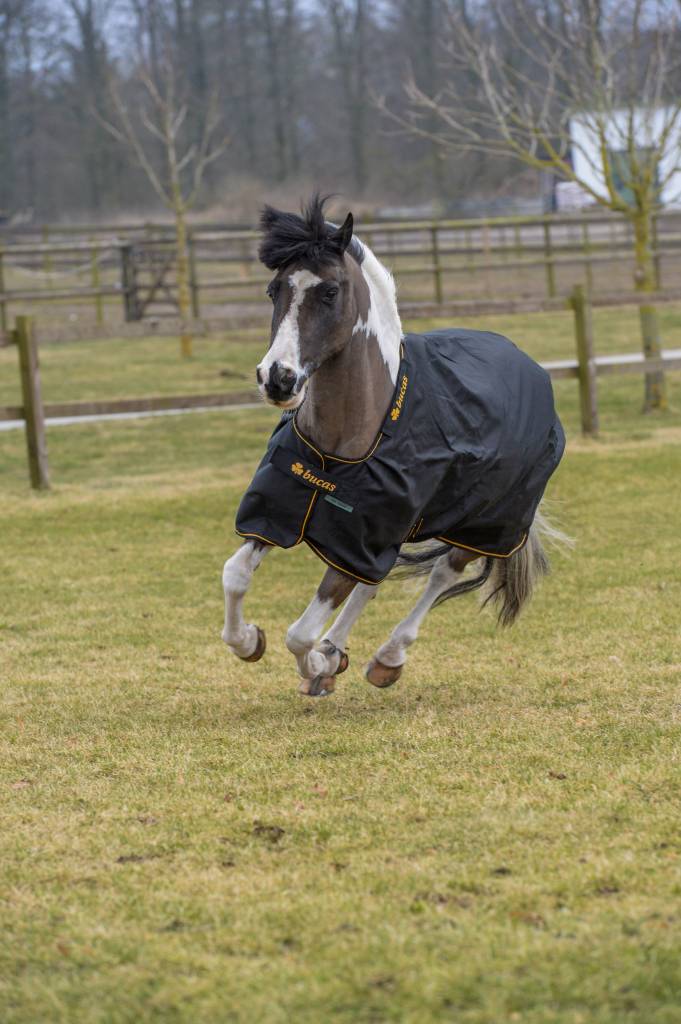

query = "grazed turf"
(1, 364), (681, 1022)
(2, 303), (680, 410)
(0, 332), (262, 408)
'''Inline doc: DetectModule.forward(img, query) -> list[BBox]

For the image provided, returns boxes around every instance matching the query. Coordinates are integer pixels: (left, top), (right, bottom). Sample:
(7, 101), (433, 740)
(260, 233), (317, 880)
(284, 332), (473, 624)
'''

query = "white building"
(560, 107), (681, 210)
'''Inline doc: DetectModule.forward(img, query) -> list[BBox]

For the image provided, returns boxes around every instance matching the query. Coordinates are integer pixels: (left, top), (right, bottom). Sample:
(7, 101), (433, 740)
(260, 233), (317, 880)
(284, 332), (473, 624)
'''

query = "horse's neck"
(297, 243), (403, 458)
(297, 330), (396, 458)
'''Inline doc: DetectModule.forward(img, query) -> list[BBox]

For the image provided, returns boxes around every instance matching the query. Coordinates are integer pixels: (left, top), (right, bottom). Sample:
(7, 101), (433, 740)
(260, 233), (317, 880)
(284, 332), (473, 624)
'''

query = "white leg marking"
(322, 583), (376, 653)
(374, 555), (462, 668)
(286, 594), (336, 679)
(221, 542), (269, 659)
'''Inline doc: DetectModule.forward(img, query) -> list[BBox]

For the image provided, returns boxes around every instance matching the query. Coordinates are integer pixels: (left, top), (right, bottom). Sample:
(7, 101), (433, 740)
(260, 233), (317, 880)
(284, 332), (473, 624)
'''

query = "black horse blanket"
(236, 328), (565, 585)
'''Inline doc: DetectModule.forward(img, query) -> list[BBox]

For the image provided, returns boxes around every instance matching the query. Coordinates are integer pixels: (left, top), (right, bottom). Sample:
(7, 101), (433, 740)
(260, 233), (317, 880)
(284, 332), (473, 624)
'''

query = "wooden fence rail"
(3, 210), (681, 328)
(4, 287), (681, 486)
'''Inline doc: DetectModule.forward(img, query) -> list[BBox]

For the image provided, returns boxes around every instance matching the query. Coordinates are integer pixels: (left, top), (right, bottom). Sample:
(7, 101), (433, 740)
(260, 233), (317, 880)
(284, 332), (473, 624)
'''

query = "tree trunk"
(328, 0), (367, 194)
(0, 37), (13, 214)
(174, 202), (192, 358)
(236, 1), (257, 173)
(262, 0), (288, 182)
(421, 0), (443, 196)
(632, 207), (667, 412)
(19, 13), (37, 213)
(282, 0), (300, 174)
(351, 0), (367, 194)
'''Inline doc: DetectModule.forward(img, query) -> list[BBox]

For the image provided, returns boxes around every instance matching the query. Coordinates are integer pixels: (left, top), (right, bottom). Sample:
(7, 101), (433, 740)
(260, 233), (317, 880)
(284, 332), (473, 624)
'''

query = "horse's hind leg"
(366, 548), (479, 687)
(222, 540), (270, 661)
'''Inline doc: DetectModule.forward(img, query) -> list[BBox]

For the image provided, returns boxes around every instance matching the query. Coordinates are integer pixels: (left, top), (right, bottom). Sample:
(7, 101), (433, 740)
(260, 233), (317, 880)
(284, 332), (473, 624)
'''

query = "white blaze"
(259, 269), (322, 388)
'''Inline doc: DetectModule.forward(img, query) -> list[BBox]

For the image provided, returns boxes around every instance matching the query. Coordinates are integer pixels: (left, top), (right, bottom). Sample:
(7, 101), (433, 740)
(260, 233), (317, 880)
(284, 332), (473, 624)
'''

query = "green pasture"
(2, 303), (681, 412)
(1, 322), (681, 1021)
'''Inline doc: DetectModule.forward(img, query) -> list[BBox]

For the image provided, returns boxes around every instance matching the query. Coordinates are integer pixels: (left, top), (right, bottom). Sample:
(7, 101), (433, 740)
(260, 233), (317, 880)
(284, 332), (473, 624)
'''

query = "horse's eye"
(266, 281), (279, 302)
(322, 286), (339, 305)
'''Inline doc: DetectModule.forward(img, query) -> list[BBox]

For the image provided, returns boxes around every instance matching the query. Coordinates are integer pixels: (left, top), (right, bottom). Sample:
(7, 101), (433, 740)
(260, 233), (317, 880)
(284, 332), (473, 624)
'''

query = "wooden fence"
(3, 209), (681, 332)
(4, 287), (681, 489)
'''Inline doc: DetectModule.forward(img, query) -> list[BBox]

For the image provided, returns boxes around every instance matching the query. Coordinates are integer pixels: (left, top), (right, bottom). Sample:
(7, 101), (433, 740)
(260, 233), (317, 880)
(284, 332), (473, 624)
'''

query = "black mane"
(258, 194), (363, 271)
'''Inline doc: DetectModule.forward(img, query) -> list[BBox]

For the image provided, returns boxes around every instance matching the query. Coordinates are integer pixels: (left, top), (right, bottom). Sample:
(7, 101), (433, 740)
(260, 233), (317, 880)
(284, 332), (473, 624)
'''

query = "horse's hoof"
(336, 650), (349, 674)
(238, 626), (266, 663)
(299, 675), (336, 698)
(319, 640), (349, 675)
(365, 658), (403, 688)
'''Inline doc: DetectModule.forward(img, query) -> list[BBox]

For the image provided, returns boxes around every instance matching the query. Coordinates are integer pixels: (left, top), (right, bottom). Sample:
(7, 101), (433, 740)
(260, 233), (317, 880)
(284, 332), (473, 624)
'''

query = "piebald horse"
(222, 197), (565, 696)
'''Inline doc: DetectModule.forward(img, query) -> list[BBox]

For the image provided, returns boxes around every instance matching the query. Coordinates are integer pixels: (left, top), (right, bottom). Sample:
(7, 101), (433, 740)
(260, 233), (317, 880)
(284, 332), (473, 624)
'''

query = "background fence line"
(5, 286), (681, 486)
(2, 209), (681, 331)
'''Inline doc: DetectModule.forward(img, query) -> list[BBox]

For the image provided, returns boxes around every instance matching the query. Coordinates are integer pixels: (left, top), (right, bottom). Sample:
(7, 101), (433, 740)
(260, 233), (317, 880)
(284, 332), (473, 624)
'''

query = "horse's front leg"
(221, 540), (270, 661)
(286, 569), (369, 696)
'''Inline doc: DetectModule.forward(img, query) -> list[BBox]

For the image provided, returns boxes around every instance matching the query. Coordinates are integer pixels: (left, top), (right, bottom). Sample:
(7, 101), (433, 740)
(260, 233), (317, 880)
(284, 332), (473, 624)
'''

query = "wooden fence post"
(513, 224), (522, 262)
(120, 243), (139, 322)
(188, 231), (200, 318)
(15, 315), (50, 490)
(430, 225), (443, 304)
(42, 225), (52, 276)
(543, 221), (556, 297)
(0, 246), (6, 333)
(91, 240), (104, 325)
(569, 284), (599, 437)
(581, 221), (593, 293)
(482, 221), (492, 296)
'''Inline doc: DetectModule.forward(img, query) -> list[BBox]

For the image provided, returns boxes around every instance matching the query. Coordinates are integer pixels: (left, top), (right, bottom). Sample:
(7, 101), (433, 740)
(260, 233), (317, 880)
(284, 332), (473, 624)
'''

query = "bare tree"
(262, 0), (288, 180)
(234, 0), (258, 174)
(65, 0), (115, 213)
(388, 0), (681, 411)
(101, 60), (226, 358)
(326, 0), (368, 193)
(0, 0), (25, 215)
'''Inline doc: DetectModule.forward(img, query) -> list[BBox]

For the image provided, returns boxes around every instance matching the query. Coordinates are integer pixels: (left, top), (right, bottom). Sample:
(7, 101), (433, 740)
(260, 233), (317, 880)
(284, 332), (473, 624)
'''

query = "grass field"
(2, 321), (681, 1022)
(2, 303), (681, 410)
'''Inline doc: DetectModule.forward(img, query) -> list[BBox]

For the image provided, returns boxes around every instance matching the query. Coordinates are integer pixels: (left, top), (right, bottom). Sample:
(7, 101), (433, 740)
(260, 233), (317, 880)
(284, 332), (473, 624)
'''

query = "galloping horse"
(222, 197), (566, 696)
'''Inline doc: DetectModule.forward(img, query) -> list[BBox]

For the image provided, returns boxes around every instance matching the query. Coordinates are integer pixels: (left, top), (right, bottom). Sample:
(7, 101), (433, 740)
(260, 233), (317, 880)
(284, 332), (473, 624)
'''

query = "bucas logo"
(290, 462), (337, 492)
(390, 374), (409, 421)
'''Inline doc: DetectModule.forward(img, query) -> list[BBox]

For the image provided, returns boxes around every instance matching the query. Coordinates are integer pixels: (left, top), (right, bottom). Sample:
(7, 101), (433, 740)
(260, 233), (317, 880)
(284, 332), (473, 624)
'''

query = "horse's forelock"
(259, 194), (360, 272)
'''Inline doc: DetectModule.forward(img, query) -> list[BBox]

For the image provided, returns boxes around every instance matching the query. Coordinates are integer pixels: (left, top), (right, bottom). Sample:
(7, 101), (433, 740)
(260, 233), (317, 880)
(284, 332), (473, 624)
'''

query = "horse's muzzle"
(261, 360), (299, 404)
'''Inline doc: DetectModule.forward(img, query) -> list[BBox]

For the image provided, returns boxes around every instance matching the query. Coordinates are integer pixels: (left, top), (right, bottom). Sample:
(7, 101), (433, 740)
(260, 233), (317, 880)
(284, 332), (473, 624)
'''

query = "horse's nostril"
(256, 367), (263, 384)
(266, 361), (297, 397)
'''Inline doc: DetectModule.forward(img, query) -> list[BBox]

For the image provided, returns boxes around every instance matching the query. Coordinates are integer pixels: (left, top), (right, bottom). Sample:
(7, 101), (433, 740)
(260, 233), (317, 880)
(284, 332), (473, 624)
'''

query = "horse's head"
(256, 196), (369, 409)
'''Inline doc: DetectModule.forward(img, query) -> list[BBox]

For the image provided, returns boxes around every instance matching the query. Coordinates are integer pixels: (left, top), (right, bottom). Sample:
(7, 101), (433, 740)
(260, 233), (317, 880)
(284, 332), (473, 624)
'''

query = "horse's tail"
(480, 506), (572, 627)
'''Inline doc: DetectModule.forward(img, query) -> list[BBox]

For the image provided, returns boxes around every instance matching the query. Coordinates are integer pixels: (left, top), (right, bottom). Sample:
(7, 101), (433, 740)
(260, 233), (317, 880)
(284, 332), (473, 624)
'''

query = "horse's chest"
(235, 329), (565, 584)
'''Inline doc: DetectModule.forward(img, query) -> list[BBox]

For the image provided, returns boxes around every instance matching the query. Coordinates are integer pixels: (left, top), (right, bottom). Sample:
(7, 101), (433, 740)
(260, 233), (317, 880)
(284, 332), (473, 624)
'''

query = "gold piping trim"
(325, 433), (382, 465)
(293, 416), (383, 466)
(237, 494), (318, 550)
(235, 529), (278, 547)
(305, 540), (382, 586)
(402, 516), (423, 543)
(435, 532), (528, 559)
(295, 491), (318, 545)
(292, 418), (326, 468)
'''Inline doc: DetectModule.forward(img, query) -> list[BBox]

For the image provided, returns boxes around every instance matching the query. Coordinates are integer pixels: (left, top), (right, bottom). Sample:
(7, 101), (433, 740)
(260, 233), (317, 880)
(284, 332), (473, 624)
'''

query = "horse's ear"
(332, 212), (354, 253)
